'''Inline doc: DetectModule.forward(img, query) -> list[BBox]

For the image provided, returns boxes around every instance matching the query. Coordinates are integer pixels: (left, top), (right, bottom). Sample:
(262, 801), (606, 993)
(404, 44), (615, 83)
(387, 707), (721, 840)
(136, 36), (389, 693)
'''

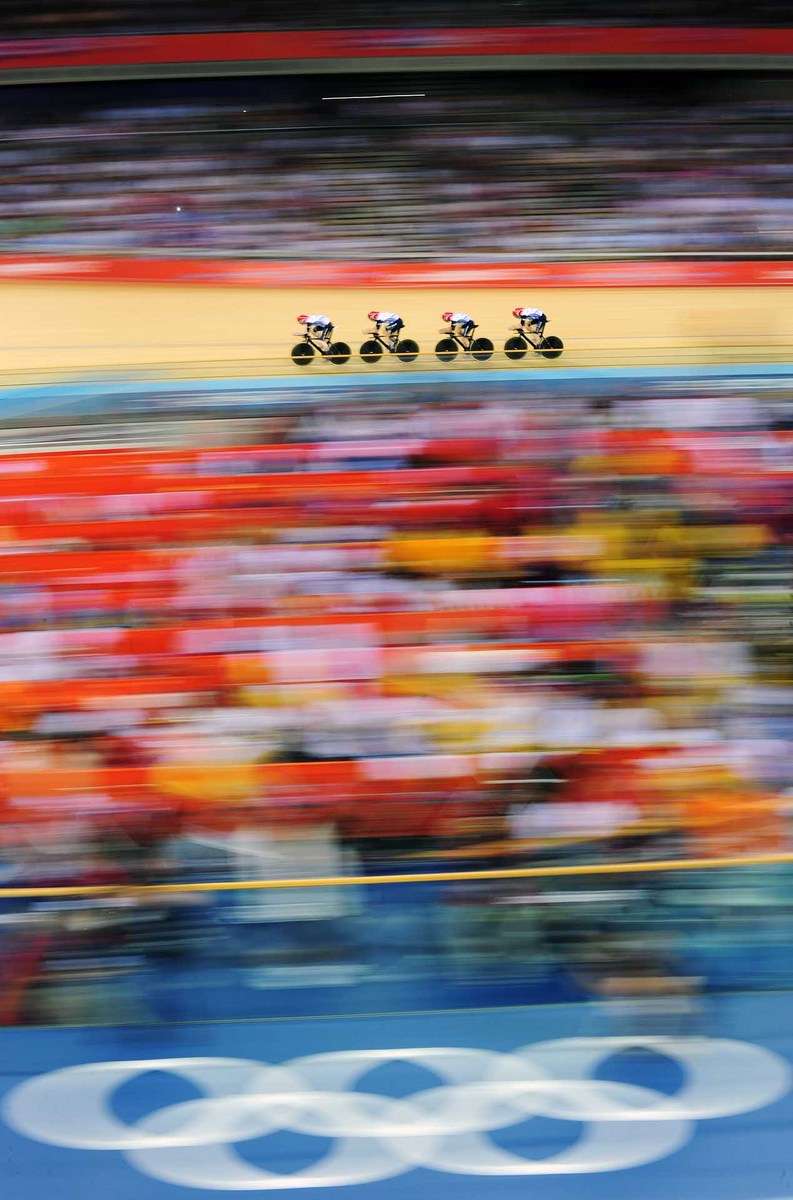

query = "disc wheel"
(396, 338), (419, 363)
(360, 339), (382, 364)
(291, 341), (314, 366)
(435, 337), (458, 363)
(540, 335), (564, 360)
(504, 335), (527, 362)
(327, 341), (351, 366)
(470, 336), (494, 362)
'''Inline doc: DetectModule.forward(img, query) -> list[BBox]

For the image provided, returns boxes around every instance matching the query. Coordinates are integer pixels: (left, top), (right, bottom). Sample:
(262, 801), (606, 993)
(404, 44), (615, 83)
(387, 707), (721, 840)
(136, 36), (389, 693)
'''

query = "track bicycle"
(359, 327), (420, 364)
(503, 324), (564, 361)
(435, 322), (494, 363)
(291, 329), (352, 367)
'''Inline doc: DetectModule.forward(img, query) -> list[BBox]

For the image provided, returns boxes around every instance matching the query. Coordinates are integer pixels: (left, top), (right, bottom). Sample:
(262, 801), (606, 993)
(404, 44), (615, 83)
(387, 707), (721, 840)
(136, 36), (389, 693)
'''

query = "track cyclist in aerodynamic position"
(504, 304), (563, 361)
(292, 313), (352, 366)
(297, 313), (335, 346)
(513, 306), (547, 338)
(367, 310), (404, 349)
(441, 311), (476, 341)
(435, 310), (494, 362)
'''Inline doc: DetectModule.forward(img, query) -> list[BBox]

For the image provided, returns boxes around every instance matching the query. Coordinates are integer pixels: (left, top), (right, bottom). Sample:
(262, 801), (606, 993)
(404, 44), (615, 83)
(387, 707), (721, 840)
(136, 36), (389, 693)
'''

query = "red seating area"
(0, 410), (787, 862)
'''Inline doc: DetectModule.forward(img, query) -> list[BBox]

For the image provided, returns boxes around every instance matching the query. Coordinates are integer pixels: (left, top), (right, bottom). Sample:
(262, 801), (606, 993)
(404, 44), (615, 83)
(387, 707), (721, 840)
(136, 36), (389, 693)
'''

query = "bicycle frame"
(296, 331), (333, 356)
(441, 324), (478, 351)
(365, 329), (402, 353)
(510, 325), (542, 350)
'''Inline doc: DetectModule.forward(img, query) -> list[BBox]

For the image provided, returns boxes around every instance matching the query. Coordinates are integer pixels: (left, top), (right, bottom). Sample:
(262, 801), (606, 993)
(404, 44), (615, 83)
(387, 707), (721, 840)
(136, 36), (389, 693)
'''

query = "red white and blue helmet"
(297, 314), (309, 323)
(512, 306), (524, 318)
(367, 310), (379, 321)
(441, 311), (453, 322)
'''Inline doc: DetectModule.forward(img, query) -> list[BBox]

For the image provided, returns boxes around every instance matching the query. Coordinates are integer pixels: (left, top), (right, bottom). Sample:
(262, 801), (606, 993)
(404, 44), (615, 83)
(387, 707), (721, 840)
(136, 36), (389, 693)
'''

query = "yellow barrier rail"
(2, 849), (792, 899)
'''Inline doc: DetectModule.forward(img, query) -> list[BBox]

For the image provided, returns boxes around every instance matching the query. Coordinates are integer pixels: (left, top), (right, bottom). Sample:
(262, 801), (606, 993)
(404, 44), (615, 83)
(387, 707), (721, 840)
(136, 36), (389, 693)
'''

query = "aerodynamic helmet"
(441, 311), (453, 322)
(367, 310), (379, 321)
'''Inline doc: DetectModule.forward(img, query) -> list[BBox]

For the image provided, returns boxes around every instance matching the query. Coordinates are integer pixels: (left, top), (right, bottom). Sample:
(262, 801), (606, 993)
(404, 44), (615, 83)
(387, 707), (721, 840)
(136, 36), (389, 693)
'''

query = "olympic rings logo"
(3, 1036), (790, 1190)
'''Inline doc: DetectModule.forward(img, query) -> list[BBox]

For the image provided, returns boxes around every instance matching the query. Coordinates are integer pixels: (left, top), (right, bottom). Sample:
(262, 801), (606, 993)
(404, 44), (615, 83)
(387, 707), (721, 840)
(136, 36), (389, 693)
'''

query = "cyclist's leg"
(522, 320), (539, 347)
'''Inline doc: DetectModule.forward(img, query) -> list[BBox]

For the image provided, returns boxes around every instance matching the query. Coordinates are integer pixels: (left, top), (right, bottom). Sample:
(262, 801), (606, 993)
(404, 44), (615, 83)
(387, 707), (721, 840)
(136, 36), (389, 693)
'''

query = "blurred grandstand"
(1, 72), (793, 259)
(0, 375), (791, 1025)
(0, 382), (791, 968)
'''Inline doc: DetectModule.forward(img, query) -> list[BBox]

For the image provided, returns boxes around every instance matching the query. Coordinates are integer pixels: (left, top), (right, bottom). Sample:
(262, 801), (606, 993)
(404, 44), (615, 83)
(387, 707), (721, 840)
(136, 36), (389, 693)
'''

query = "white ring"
(521, 1037), (792, 1119)
(3, 1058), (296, 1150)
(127, 1095), (426, 1191)
(386, 1081), (690, 1175)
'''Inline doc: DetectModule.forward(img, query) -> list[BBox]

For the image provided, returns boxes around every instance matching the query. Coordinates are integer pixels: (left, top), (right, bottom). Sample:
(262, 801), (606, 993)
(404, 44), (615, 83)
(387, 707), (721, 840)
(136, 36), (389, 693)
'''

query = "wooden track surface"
(1, 282), (791, 375)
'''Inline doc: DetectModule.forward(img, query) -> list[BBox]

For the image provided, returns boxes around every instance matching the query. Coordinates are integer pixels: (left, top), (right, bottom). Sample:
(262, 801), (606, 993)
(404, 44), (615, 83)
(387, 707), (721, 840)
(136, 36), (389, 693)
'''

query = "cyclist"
(297, 313), (334, 344)
(513, 306), (547, 338)
(368, 310), (404, 349)
(442, 311), (476, 341)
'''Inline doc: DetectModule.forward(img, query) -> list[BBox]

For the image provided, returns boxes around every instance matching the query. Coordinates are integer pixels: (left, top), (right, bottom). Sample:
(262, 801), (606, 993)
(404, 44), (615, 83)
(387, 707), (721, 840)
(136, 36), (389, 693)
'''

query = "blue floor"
(2, 359), (792, 419)
(1, 991), (792, 1200)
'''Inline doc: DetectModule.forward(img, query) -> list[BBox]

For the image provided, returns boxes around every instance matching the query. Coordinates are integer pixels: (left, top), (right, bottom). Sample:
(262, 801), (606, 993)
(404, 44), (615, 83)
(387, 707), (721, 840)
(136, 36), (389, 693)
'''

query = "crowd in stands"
(0, 383), (788, 872)
(1, 77), (792, 259)
(1, 0), (789, 37)
(0, 381), (789, 1019)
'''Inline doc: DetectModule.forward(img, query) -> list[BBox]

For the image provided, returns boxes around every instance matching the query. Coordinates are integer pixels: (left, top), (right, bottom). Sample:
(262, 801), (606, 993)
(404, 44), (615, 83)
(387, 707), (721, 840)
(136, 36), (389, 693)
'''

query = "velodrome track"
(2, 281), (793, 379)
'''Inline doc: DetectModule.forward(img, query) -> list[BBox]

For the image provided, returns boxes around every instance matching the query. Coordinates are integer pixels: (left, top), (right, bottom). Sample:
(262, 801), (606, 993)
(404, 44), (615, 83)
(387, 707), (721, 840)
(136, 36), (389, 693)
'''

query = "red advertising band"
(0, 27), (790, 71)
(1, 255), (792, 287)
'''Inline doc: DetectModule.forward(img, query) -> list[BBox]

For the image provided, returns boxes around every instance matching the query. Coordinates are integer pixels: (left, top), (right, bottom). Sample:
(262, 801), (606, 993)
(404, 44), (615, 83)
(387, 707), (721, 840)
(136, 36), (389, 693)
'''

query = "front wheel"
(435, 337), (458, 363)
(291, 341), (314, 366)
(504, 335), (527, 362)
(327, 341), (351, 366)
(360, 339), (382, 364)
(470, 336), (493, 362)
(540, 335), (564, 360)
(396, 338), (419, 363)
